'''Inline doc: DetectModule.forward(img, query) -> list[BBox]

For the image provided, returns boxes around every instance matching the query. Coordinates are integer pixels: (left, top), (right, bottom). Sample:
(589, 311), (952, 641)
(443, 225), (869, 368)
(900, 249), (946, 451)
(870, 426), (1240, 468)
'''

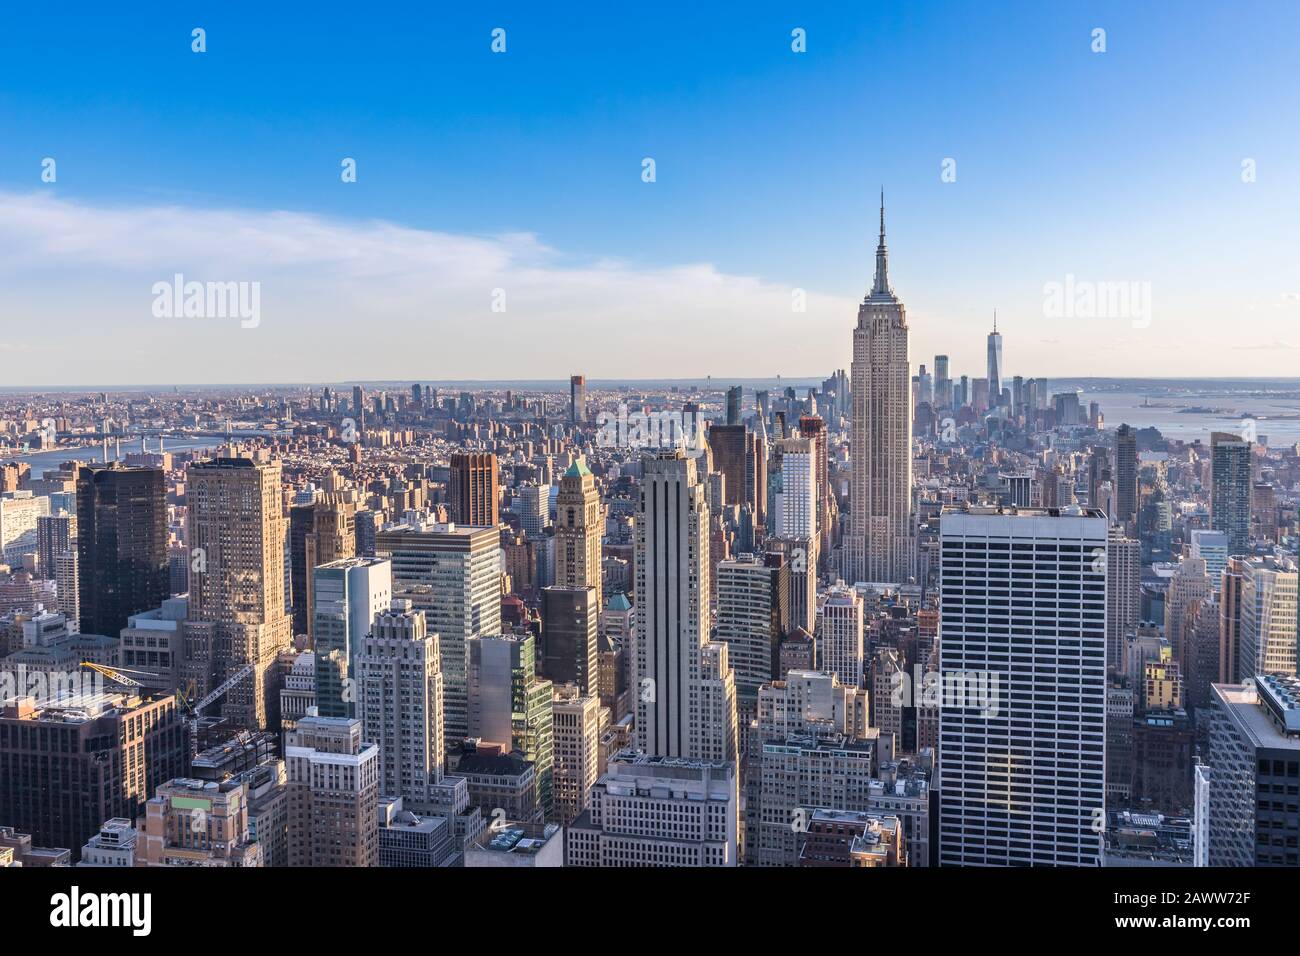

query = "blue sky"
(2, 1), (1298, 386)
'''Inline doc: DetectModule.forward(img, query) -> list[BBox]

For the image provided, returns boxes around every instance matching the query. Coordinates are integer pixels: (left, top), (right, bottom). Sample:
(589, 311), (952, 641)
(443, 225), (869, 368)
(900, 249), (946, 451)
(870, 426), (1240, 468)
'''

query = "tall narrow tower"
(554, 459), (603, 612)
(847, 194), (912, 584)
(183, 457), (293, 731)
(634, 449), (734, 759)
(986, 312), (1003, 409)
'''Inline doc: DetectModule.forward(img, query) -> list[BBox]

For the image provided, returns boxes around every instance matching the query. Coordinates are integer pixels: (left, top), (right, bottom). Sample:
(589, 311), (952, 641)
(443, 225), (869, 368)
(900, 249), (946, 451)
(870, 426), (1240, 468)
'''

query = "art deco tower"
(554, 459), (603, 612)
(183, 457), (294, 731)
(847, 195), (912, 584)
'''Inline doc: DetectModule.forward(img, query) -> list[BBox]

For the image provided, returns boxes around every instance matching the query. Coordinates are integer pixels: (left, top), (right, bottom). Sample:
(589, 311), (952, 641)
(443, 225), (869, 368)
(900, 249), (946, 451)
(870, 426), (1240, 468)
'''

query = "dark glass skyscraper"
(76, 464), (169, 637)
(1115, 423), (1138, 526)
(726, 385), (742, 425)
(1211, 431), (1252, 554)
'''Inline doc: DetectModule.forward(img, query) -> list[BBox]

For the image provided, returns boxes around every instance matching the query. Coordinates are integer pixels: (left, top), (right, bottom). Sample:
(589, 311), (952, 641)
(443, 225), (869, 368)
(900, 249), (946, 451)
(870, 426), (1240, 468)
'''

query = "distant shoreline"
(6, 376), (1300, 395)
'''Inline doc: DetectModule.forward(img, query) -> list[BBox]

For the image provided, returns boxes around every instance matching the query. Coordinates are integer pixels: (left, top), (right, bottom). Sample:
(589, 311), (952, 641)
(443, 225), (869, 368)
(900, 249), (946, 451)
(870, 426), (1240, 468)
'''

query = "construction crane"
(189, 663), (256, 718)
(83, 660), (254, 724)
(80, 662), (156, 689)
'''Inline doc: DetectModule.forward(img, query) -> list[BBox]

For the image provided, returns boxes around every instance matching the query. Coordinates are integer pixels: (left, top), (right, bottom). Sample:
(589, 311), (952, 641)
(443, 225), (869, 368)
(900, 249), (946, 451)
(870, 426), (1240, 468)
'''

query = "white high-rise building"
(938, 506), (1108, 867)
(357, 602), (444, 811)
(634, 450), (733, 760)
(312, 556), (392, 718)
(815, 583), (865, 688)
(846, 197), (912, 585)
(1106, 528), (1141, 673)
(516, 483), (551, 537)
(1190, 529), (1229, 594)
(770, 438), (817, 541)
(755, 669), (870, 741)
(565, 752), (739, 867)
(1238, 555), (1299, 679)
(698, 642), (739, 766)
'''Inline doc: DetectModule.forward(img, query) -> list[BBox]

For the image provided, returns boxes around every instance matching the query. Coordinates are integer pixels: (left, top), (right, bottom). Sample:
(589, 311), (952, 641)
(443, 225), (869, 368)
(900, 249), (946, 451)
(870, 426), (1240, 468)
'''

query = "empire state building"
(846, 196), (913, 585)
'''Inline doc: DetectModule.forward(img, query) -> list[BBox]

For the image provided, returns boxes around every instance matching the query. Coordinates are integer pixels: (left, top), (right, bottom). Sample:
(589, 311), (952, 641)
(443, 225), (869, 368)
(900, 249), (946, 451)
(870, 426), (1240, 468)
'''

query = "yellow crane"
(80, 661), (153, 689)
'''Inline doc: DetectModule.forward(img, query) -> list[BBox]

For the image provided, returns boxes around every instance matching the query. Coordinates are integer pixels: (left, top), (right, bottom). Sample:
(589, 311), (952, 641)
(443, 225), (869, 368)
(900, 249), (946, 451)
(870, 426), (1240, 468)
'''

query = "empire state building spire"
(871, 188), (891, 297)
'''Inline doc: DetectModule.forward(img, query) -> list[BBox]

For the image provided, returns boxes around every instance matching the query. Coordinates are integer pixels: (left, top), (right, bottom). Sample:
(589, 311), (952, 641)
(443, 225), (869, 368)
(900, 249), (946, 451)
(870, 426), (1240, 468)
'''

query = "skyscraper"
(726, 385), (742, 425)
(516, 483), (551, 537)
(286, 715), (381, 867)
(448, 452), (499, 528)
(551, 684), (600, 826)
(0, 692), (186, 861)
(1220, 556), (1249, 685)
(934, 354), (950, 409)
(986, 313), (1003, 408)
(938, 506), (1108, 867)
(709, 423), (756, 512)
(35, 511), (73, 581)
(540, 585), (599, 695)
(466, 631), (554, 818)
(183, 457), (293, 731)
(1165, 556), (1212, 681)
(1106, 529), (1141, 672)
(139, 777), (263, 867)
(570, 374), (587, 423)
(816, 583), (865, 688)
(768, 437), (817, 541)
(1211, 432), (1252, 554)
(377, 520), (502, 742)
(1207, 676), (1300, 866)
(847, 196), (912, 585)
(634, 449), (733, 759)
(554, 459), (602, 613)
(1236, 555), (1298, 680)
(566, 753), (739, 867)
(313, 556), (392, 718)
(715, 553), (789, 706)
(76, 464), (169, 637)
(797, 415), (832, 561)
(357, 603), (444, 810)
(289, 497), (357, 638)
(1114, 424), (1138, 527)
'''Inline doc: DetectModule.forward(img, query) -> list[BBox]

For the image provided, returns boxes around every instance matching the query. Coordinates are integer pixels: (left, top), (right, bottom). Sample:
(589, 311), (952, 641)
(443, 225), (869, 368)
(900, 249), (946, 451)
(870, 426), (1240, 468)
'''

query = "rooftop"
(476, 823), (561, 855)
(1256, 674), (1300, 735)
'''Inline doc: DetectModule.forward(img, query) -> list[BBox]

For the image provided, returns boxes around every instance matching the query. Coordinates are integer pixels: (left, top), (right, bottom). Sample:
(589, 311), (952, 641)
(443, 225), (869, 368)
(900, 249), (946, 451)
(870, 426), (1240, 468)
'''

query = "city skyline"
(3, 2), (1300, 384)
(1, 2), (1295, 907)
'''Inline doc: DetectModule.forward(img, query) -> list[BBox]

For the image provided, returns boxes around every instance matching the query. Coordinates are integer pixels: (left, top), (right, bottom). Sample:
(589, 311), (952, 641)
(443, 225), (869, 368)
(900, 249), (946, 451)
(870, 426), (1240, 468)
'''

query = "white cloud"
(0, 191), (852, 386)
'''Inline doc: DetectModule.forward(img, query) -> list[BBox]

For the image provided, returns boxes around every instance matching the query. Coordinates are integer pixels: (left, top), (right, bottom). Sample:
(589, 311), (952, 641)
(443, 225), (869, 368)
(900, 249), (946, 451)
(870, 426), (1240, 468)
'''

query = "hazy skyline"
(3, 1), (1298, 385)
